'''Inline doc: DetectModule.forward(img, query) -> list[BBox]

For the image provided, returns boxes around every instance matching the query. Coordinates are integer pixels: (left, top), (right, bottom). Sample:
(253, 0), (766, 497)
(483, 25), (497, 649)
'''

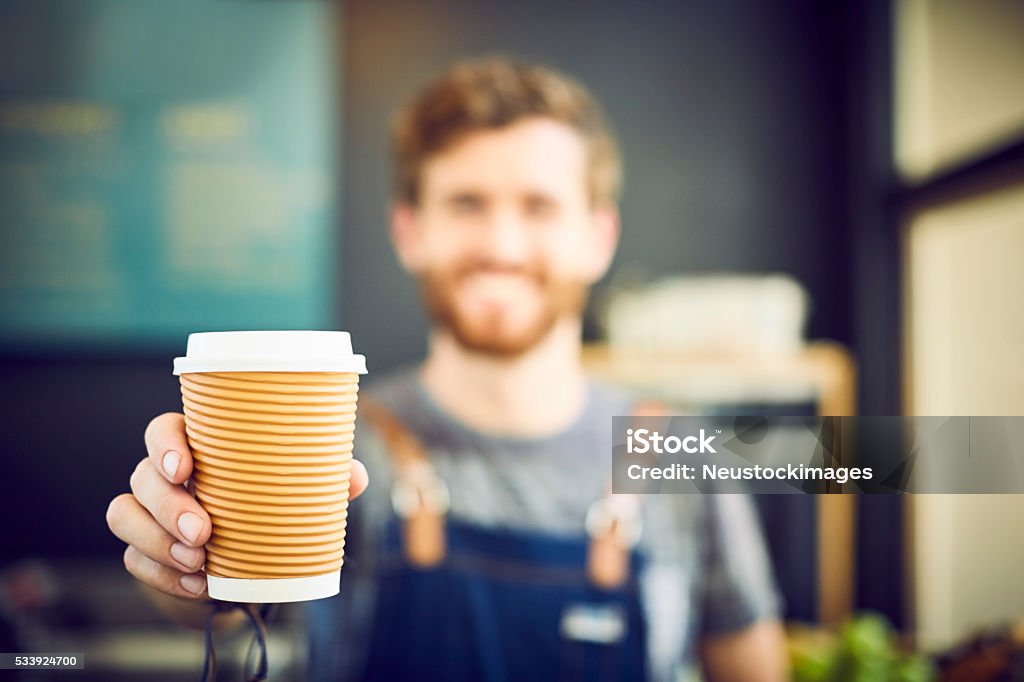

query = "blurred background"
(0, 0), (1022, 680)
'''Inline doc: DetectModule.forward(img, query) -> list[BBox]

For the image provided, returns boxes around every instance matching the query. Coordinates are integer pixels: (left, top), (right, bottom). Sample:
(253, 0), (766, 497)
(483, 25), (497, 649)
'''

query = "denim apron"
(355, 398), (650, 682)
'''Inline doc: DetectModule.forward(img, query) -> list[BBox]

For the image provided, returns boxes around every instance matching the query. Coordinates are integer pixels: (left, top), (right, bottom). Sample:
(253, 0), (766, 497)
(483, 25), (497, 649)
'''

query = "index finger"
(144, 412), (193, 485)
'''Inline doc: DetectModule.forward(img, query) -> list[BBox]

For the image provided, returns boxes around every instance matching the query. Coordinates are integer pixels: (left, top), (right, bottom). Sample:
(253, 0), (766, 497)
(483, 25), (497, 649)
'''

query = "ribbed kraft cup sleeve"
(179, 371), (358, 579)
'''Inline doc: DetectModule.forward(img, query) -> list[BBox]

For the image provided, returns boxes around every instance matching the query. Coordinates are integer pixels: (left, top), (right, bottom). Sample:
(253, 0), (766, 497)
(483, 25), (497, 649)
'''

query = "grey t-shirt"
(304, 367), (781, 682)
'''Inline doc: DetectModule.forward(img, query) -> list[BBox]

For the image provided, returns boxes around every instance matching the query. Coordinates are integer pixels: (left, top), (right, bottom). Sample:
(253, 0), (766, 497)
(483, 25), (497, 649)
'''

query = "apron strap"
(361, 393), (667, 586)
(585, 399), (668, 590)
(360, 396), (449, 568)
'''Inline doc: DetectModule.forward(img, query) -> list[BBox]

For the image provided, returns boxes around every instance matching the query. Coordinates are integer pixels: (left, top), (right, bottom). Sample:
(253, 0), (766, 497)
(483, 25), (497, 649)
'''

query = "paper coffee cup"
(173, 331), (367, 603)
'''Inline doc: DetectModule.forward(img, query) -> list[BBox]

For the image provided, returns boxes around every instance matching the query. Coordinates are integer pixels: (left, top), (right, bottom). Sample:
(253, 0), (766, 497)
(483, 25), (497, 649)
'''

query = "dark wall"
(341, 0), (852, 373)
(0, 355), (183, 563)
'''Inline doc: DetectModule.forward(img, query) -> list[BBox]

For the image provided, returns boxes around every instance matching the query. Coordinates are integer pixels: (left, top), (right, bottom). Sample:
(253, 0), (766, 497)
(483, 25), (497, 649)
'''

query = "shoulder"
(360, 365), (451, 445)
(363, 365), (420, 407)
(583, 379), (678, 419)
(584, 378), (638, 419)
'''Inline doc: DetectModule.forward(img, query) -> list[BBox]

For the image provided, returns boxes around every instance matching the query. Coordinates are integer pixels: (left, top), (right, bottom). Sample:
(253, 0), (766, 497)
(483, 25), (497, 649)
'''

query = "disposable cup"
(173, 331), (366, 603)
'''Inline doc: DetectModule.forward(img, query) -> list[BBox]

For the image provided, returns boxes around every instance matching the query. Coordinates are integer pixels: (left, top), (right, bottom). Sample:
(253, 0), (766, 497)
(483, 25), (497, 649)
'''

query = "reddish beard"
(417, 261), (589, 357)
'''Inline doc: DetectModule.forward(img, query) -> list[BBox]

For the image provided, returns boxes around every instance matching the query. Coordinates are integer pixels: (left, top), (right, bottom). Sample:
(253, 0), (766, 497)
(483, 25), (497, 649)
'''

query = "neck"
(420, 318), (588, 438)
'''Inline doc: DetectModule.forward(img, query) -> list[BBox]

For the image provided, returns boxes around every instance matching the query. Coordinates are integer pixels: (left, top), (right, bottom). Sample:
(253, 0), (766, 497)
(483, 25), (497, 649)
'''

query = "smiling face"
(392, 117), (619, 357)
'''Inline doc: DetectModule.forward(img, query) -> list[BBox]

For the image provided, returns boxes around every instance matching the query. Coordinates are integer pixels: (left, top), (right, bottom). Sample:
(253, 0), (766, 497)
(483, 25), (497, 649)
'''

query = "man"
(107, 57), (787, 681)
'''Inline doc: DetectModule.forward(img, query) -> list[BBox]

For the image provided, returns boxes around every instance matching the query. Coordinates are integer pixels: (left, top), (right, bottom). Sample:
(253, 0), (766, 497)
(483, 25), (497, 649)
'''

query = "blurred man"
(107, 58), (787, 681)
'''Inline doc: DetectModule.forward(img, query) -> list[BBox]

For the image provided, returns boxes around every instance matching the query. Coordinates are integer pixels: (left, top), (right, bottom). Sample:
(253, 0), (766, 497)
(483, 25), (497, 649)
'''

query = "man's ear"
(581, 203), (620, 284)
(390, 201), (423, 274)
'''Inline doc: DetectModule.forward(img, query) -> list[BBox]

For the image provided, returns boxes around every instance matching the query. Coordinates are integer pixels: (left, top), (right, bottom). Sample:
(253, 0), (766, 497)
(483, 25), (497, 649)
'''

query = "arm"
(700, 618), (789, 682)
(696, 494), (788, 680)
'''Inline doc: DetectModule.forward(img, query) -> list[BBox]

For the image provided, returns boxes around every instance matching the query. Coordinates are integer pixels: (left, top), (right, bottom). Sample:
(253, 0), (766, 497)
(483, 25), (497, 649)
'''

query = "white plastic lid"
(173, 331), (367, 375)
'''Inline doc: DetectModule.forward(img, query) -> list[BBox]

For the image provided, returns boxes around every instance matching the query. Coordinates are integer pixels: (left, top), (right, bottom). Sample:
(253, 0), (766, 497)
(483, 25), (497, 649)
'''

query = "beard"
(417, 260), (589, 358)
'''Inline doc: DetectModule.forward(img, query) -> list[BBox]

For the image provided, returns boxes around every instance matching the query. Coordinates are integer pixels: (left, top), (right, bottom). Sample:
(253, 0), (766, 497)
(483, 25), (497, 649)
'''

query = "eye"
(448, 193), (485, 215)
(523, 195), (558, 219)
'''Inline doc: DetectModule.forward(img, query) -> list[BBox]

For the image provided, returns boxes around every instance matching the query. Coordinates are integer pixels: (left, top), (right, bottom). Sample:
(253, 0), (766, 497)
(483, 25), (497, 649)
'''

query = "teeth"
(463, 273), (532, 298)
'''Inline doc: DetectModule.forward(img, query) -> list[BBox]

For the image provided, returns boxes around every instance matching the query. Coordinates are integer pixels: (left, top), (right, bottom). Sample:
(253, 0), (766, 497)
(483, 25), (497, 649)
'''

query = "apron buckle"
(585, 495), (643, 548)
(391, 461), (451, 518)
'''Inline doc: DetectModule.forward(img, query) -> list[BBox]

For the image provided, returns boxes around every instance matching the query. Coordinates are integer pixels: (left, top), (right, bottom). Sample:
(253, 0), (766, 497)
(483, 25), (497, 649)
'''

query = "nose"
(478, 206), (532, 265)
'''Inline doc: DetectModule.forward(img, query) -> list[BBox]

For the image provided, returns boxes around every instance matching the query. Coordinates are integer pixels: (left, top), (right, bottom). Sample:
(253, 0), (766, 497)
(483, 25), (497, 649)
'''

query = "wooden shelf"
(582, 341), (856, 416)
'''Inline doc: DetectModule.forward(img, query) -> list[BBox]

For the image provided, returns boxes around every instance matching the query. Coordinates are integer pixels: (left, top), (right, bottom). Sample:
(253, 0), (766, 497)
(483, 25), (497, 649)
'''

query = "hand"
(106, 412), (369, 600)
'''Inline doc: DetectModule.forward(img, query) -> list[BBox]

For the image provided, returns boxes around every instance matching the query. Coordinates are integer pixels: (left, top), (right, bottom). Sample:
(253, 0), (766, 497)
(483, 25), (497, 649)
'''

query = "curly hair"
(391, 57), (622, 206)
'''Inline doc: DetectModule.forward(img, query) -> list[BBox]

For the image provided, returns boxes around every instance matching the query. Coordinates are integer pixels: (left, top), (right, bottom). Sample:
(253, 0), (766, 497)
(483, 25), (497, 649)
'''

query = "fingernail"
(180, 573), (206, 595)
(170, 542), (203, 570)
(177, 512), (203, 544)
(162, 451), (180, 478)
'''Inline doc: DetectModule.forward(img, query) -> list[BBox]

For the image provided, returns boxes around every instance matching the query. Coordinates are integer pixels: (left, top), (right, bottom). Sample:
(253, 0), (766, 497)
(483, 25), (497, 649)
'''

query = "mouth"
(458, 271), (540, 309)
